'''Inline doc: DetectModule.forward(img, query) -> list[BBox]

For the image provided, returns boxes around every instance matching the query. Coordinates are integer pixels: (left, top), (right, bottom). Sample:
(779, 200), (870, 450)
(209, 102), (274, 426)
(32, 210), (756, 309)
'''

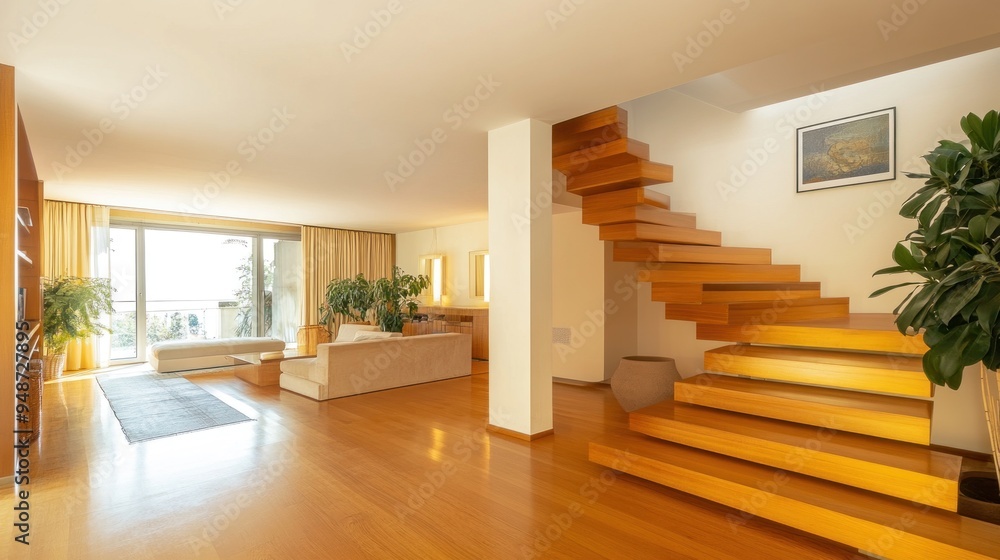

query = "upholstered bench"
(149, 337), (286, 373)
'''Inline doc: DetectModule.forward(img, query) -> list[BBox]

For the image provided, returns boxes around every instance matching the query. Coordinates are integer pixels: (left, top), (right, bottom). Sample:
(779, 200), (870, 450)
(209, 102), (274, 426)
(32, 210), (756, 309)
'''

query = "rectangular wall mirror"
(419, 254), (444, 303)
(470, 250), (489, 302)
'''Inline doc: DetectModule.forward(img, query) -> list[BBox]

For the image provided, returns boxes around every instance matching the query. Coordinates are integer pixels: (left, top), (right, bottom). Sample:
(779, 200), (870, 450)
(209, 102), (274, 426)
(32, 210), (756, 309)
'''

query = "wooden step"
(703, 345), (933, 397)
(552, 106), (627, 140)
(630, 401), (961, 511)
(566, 161), (674, 196)
(583, 207), (695, 228)
(613, 242), (770, 265)
(552, 107), (629, 158)
(673, 374), (932, 444)
(636, 264), (800, 284)
(651, 282), (821, 304)
(697, 313), (929, 355)
(664, 297), (849, 325)
(589, 435), (1000, 559)
(553, 138), (650, 176)
(600, 223), (722, 246)
(582, 187), (670, 212)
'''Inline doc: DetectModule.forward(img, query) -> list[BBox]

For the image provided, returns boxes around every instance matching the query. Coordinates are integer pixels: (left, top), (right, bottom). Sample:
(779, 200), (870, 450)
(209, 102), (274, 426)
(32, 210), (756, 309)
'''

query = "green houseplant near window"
(42, 275), (113, 378)
(319, 268), (429, 334)
(371, 266), (430, 333)
(873, 110), (1000, 489)
(319, 273), (376, 331)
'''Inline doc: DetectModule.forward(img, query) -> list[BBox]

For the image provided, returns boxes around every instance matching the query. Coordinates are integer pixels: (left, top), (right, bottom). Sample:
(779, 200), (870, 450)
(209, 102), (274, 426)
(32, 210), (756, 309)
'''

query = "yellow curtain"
(302, 227), (395, 327)
(43, 200), (111, 371)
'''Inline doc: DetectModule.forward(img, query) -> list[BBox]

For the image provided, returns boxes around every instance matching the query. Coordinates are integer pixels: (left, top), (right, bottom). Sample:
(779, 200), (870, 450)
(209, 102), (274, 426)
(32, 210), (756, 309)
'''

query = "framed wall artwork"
(797, 107), (895, 193)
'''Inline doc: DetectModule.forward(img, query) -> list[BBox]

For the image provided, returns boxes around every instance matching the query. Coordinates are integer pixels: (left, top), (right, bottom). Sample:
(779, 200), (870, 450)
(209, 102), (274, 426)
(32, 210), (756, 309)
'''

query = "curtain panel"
(302, 227), (395, 328)
(43, 200), (111, 371)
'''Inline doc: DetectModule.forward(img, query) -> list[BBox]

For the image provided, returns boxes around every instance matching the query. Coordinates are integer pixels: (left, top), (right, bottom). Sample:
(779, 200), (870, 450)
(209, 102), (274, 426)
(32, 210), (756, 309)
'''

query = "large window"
(109, 225), (301, 363)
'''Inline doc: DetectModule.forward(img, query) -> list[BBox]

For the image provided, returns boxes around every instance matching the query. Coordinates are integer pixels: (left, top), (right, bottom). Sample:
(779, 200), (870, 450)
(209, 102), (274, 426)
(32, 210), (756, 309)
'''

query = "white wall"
(396, 220), (489, 307)
(551, 210), (606, 382)
(624, 47), (1000, 453)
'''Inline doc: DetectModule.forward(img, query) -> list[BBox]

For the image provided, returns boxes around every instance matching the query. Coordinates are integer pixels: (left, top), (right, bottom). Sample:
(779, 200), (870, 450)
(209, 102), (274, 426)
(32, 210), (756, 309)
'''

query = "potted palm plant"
(42, 275), (113, 379)
(873, 110), (1000, 520)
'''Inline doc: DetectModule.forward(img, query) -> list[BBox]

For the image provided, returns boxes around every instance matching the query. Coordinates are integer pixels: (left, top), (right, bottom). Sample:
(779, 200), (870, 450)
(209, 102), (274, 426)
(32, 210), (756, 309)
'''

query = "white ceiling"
(3, 0), (1000, 233)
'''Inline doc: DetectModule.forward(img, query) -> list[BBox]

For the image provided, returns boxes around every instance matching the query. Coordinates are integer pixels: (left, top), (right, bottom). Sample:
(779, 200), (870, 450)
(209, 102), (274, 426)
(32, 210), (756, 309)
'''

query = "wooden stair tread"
(674, 374), (932, 444)
(553, 138), (650, 176)
(665, 297), (850, 325)
(631, 401), (960, 510)
(697, 313), (928, 355)
(613, 242), (771, 265)
(599, 223), (722, 246)
(583, 207), (696, 228)
(582, 187), (670, 211)
(652, 282), (821, 303)
(637, 264), (800, 284)
(590, 435), (1000, 559)
(566, 161), (674, 196)
(552, 106), (627, 140)
(552, 105), (627, 158)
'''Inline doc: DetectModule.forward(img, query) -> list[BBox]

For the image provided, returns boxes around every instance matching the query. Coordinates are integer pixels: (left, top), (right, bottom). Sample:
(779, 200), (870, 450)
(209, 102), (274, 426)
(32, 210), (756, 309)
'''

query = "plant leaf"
(892, 242), (923, 271)
(869, 282), (923, 298)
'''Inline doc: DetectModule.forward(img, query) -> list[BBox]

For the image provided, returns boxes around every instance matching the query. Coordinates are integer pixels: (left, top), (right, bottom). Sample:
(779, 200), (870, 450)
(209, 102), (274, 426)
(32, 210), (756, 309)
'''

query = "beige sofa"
(279, 333), (471, 400)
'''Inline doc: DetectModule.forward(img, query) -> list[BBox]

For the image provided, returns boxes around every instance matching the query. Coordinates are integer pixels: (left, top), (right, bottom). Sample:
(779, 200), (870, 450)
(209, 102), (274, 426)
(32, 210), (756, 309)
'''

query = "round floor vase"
(610, 356), (681, 412)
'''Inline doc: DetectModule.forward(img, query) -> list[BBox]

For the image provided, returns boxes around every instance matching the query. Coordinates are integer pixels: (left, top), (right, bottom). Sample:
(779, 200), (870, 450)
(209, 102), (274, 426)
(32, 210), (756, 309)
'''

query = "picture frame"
(796, 107), (895, 193)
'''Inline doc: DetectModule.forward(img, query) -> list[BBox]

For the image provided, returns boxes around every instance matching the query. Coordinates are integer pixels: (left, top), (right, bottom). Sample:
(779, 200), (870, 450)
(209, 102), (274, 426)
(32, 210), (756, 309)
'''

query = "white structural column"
(487, 118), (554, 439)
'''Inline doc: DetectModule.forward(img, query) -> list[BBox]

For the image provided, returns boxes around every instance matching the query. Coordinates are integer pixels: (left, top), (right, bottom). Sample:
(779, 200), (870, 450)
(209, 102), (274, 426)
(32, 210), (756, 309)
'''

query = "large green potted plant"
(319, 273), (376, 335)
(371, 266), (430, 333)
(873, 110), (1000, 511)
(42, 275), (113, 379)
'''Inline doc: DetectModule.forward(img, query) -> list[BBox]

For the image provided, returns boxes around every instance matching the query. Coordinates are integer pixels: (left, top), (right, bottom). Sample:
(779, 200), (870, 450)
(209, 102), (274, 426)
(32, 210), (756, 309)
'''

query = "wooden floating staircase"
(552, 106), (1000, 559)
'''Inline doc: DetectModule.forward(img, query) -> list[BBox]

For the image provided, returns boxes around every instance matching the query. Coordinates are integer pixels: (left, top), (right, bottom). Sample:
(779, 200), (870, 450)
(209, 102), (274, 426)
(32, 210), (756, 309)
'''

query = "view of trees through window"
(109, 227), (301, 362)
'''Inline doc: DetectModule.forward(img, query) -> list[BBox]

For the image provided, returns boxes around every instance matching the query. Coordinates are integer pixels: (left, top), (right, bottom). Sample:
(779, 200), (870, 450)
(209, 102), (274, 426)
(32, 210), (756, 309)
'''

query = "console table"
(417, 306), (488, 360)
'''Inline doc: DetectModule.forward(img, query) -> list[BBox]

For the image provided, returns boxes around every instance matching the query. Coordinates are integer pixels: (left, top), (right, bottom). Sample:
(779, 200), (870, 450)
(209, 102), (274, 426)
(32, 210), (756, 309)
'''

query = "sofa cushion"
(353, 331), (400, 341)
(334, 324), (380, 343)
(150, 337), (285, 360)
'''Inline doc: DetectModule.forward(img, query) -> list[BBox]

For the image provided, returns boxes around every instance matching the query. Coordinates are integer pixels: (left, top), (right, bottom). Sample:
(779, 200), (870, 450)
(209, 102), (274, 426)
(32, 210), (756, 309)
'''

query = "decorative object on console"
(42, 275), (113, 380)
(610, 356), (681, 412)
(797, 107), (895, 193)
(872, 109), (1000, 516)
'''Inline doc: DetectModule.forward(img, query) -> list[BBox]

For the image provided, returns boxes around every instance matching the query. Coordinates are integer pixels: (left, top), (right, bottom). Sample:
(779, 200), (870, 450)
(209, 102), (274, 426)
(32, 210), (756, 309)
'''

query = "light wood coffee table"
(233, 349), (314, 387)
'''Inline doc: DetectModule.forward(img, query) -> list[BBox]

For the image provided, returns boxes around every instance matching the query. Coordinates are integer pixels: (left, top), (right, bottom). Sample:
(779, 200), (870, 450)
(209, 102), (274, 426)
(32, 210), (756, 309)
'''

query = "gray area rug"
(96, 373), (253, 443)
